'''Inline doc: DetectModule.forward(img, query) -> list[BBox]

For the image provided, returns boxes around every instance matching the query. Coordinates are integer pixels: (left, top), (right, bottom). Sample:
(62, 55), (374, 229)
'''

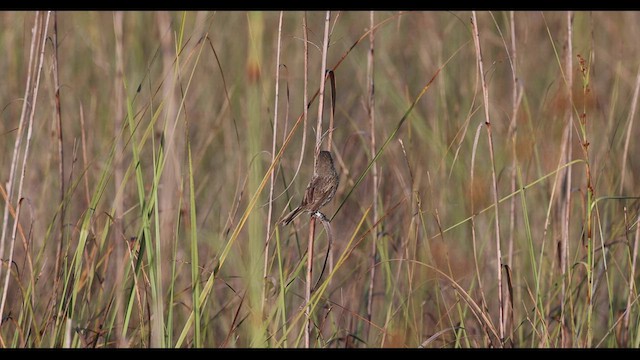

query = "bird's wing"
(302, 175), (318, 206)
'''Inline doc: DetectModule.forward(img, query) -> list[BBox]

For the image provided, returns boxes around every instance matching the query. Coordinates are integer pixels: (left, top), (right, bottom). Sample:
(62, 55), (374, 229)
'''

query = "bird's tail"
(281, 206), (303, 225)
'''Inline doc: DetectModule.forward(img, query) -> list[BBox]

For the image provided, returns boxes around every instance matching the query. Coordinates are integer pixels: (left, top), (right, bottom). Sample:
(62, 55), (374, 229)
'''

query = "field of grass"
(1, 11), (640, 348)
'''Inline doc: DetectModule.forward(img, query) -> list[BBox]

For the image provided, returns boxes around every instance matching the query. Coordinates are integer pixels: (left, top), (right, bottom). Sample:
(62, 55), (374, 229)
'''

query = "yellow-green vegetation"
(0, 11), (639, 348)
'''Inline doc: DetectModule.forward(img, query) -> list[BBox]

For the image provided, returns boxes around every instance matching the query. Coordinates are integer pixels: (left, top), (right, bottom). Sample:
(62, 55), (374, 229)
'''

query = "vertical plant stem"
(305, 217), (316, 348)
(315, 11), (331, 157)
(506, 11), (521, 276)
(301, 12), (309, 175)
(580, 52), (595, 349)
(112, 10), (127, 347)
(470, 123), (490, 321)
(52, 11), (66, 295)
(365, 10), (378, 342)
(471, 11), (504, 344)
(187, 140), (200, 347)
(264, 11), (283, 314)
(490, 10), (521, 343)
(304, 10), (331, 348)
(506, 10), (522, 340)
(560, 10), (574, 347)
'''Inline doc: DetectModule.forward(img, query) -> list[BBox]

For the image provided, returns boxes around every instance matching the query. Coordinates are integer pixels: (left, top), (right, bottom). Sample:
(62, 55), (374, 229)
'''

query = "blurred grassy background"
(1, 11), (640, 348)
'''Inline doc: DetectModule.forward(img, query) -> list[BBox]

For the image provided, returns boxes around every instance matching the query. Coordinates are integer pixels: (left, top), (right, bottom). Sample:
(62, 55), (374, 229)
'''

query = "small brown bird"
(281, 150), (339, 225)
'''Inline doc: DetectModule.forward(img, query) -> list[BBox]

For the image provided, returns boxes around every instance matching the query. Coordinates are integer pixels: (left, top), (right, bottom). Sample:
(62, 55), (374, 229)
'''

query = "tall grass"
(0, 11), (639, 348)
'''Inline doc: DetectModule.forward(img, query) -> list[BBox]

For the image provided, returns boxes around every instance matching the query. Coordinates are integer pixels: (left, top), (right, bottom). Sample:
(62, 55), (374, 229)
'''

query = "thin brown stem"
(507, 10), (521, 341)
(305, 10), (331, 349)
(507, 9), (518, 272)
(305, 216), (316, 348)
(52, 11), (65, 294)
(365, 10), (378, 342)
(471, 11), (504, 344)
